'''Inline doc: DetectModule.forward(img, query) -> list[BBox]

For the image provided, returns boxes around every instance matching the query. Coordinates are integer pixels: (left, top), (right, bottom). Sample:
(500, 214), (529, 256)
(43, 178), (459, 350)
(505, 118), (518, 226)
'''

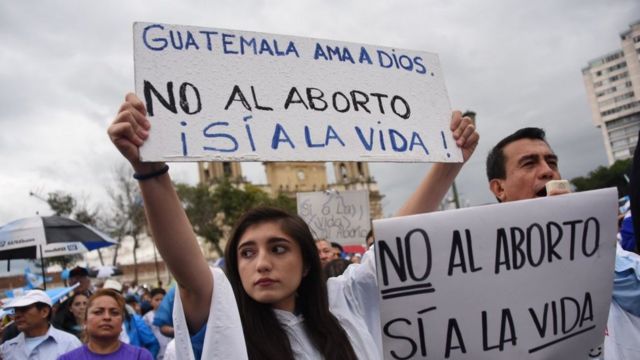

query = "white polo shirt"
(0, 325), (82, 360)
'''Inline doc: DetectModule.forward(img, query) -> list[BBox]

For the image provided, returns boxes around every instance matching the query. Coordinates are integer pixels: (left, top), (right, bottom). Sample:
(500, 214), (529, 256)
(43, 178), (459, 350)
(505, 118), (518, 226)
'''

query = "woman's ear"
(302, 266), (310, 277)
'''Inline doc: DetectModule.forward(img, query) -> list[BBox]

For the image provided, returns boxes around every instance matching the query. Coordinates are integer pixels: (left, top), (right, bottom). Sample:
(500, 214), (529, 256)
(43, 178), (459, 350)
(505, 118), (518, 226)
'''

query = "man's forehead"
(503, 138), (555, 162)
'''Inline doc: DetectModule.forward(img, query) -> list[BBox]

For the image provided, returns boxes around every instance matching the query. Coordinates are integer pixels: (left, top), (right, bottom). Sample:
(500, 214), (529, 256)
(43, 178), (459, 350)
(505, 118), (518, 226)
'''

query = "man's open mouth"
(536, 187), (547, 197)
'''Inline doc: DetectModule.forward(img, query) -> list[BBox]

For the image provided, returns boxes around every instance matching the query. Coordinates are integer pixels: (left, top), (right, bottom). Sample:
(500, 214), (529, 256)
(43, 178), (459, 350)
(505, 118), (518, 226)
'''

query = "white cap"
(103, 279), (123, 292)
(3, 290), (52, 309)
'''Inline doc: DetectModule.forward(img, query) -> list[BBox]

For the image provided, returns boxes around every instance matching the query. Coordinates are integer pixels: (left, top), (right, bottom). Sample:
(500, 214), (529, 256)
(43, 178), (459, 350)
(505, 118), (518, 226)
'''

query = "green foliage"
(176, 177), (296, 256)
(47, 191), (76, 216)
(44, 192), (101, 267)
(571, 159), (632, 197)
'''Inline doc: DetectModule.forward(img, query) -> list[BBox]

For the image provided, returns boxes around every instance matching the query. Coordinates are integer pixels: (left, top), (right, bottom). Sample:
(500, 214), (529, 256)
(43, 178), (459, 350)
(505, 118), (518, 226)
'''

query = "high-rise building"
(582, 20), (640, 164)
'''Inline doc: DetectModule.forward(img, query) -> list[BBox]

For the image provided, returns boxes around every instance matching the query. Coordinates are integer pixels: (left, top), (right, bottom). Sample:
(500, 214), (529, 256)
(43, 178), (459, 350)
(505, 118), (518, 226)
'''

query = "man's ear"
(489, 179), (506, 202)
(41, 306), (51, 320)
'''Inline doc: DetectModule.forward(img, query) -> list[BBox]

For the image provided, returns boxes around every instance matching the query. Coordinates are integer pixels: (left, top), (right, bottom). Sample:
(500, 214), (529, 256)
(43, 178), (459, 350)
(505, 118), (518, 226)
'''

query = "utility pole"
(451, 111), (476, 209)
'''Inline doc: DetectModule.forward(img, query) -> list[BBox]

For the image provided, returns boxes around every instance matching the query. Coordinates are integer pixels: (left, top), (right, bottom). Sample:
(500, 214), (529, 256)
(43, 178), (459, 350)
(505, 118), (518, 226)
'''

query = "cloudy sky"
(1, 0), (638, 226)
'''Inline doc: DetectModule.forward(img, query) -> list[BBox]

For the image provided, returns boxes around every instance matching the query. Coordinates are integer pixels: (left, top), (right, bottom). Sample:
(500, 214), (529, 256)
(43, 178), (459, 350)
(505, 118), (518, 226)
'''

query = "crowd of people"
(0, 91), (637, 359)
(0, 265), (177, 359)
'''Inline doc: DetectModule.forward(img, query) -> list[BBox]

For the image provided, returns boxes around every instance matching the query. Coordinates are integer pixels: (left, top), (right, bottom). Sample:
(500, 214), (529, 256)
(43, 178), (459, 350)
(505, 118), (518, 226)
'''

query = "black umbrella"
(0, 215), (117, 289)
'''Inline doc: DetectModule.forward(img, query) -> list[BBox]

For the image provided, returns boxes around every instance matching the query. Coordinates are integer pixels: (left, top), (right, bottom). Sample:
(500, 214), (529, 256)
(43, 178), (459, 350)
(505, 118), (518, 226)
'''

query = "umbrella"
(0, 215), (118, 289)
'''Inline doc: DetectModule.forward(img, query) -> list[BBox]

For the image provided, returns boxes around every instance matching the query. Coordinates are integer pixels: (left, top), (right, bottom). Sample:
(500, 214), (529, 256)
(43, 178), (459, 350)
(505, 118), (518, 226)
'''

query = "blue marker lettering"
(354, 126), (374, 151)
(243, 115), (256, 151)
(259, 39), (274, 55)
(199, 30), (218, 51)
(202, 121), (238, 152)
(184, 32), (199, 50)
(358, 47), (373, 64)
(411, 132), (429, 154)
(414, 56), (427, 74)
(389, 129), (408, 151)
(325, 126), (345, 146)
(222, 33), (238, 54)
(240, 36), (256, 54)
(170, 31), (184, 49)
(286, 42), (300, 57)
(143, 24), (167, 51)
(271, 123), (295, 149)
(304, 126), (324, 148)
(314, 43), (328, 60)
(180, 121), (188, 155)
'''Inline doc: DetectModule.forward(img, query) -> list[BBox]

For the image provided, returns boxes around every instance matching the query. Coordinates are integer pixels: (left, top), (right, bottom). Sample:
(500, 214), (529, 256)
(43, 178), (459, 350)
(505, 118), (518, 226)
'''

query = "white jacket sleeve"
(327, 247), (382, 359)
(172, 267), (248, 360)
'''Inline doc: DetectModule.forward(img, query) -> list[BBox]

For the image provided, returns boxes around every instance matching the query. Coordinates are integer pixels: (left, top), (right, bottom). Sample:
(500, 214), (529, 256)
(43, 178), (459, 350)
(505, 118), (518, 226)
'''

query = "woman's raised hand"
(107, 93), (157, 172)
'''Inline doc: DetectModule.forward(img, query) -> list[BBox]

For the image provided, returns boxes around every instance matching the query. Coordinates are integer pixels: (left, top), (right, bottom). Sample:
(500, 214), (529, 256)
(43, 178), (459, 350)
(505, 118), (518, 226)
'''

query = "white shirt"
(0, 325), (82, 360)
(144, 309), (172, 360)
(173, 248), (382, 359)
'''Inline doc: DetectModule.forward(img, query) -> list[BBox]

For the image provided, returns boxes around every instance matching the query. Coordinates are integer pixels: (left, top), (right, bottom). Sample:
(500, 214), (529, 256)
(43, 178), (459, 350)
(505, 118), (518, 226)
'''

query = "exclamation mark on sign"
(441, 131), (450, 158)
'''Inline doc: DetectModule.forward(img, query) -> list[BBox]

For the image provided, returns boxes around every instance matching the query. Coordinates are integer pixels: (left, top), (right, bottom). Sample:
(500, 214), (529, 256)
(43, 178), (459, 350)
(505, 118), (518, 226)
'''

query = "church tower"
(332, 162), (370, 184)
(331, 162), (384, 220)
(198, 161), (244, 185)
(263, 162), (328, 194)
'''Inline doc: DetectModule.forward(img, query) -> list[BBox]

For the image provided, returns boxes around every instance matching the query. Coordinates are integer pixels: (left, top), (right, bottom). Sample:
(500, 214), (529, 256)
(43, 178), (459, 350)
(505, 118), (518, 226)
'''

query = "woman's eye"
(240, 249), (255, 258)
(273, 245), (287, 254)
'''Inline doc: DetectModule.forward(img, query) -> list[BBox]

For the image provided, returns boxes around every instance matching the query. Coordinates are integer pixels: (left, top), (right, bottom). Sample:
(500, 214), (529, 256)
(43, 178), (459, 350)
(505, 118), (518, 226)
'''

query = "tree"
(104, 165), (146, 283)
(43, 192), (102, 268)
(46, 192), (76, 217)
(571, 159), (632, 197)
(176, 177), (296, 256)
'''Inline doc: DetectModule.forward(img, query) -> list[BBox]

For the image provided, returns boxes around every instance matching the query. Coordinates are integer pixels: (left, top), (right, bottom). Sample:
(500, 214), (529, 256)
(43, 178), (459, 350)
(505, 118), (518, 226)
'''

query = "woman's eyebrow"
(237, 239), (256, 249)
(267, 237), (292, 244)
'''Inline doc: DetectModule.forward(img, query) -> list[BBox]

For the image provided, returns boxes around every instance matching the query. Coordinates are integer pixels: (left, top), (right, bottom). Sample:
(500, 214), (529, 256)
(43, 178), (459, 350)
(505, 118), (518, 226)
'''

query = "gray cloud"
(0, 0), (638, 225)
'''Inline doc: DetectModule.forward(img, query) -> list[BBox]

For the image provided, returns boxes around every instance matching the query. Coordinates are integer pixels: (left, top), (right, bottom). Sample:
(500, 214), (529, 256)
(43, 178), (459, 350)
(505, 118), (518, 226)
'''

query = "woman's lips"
(255, 278), (276, 286)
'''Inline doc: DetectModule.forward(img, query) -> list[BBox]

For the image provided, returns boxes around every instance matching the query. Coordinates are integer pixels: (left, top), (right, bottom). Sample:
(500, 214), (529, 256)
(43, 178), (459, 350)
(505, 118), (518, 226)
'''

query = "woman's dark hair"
(56, 292), (88, 338)
(225, 206), (357, 360)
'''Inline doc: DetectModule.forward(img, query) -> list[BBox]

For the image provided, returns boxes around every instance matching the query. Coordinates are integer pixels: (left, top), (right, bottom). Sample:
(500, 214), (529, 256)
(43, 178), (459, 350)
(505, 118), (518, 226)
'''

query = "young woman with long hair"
(108, 93), (478, 359)
(56, 292), (88, 339)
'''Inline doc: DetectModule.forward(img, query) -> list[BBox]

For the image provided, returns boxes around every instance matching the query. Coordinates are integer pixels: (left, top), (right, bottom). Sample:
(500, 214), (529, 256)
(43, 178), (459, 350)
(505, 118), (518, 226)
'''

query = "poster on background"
(297, 190), (370, 245)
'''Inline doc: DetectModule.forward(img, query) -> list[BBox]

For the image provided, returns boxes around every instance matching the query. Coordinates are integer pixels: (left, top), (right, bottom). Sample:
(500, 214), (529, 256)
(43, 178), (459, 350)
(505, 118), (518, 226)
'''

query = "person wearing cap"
(0, 290), (81, 360)
(68, 266), (92, 296)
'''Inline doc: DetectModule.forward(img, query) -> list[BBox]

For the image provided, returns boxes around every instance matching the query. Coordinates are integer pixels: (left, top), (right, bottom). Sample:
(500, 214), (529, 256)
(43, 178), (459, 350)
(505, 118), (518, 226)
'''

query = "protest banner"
(372, 188), (617, 359)
(133, 22), (460, 163)
(297, 190), (370, 245)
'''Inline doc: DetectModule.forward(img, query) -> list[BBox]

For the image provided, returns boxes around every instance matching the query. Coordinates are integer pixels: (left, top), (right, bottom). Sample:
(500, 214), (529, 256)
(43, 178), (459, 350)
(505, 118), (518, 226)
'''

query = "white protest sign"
(133, 22), (459, 163)
(297, 190), (370, 245)
(373, 188), (618, 360)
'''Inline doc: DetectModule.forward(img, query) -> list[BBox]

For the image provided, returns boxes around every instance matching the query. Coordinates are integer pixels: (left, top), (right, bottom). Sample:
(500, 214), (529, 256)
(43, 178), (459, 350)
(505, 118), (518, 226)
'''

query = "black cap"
(69, 266), (89, 278)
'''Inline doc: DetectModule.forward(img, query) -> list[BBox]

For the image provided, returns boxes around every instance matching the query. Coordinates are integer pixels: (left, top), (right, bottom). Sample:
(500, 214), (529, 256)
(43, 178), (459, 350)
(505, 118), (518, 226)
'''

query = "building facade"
(582, 20), (640, 164)
(199, 161), (384, 220)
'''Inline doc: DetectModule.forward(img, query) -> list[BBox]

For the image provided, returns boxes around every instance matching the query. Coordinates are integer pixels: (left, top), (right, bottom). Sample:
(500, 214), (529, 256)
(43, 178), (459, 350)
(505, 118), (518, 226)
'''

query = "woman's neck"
(87, 337), (121, 354)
